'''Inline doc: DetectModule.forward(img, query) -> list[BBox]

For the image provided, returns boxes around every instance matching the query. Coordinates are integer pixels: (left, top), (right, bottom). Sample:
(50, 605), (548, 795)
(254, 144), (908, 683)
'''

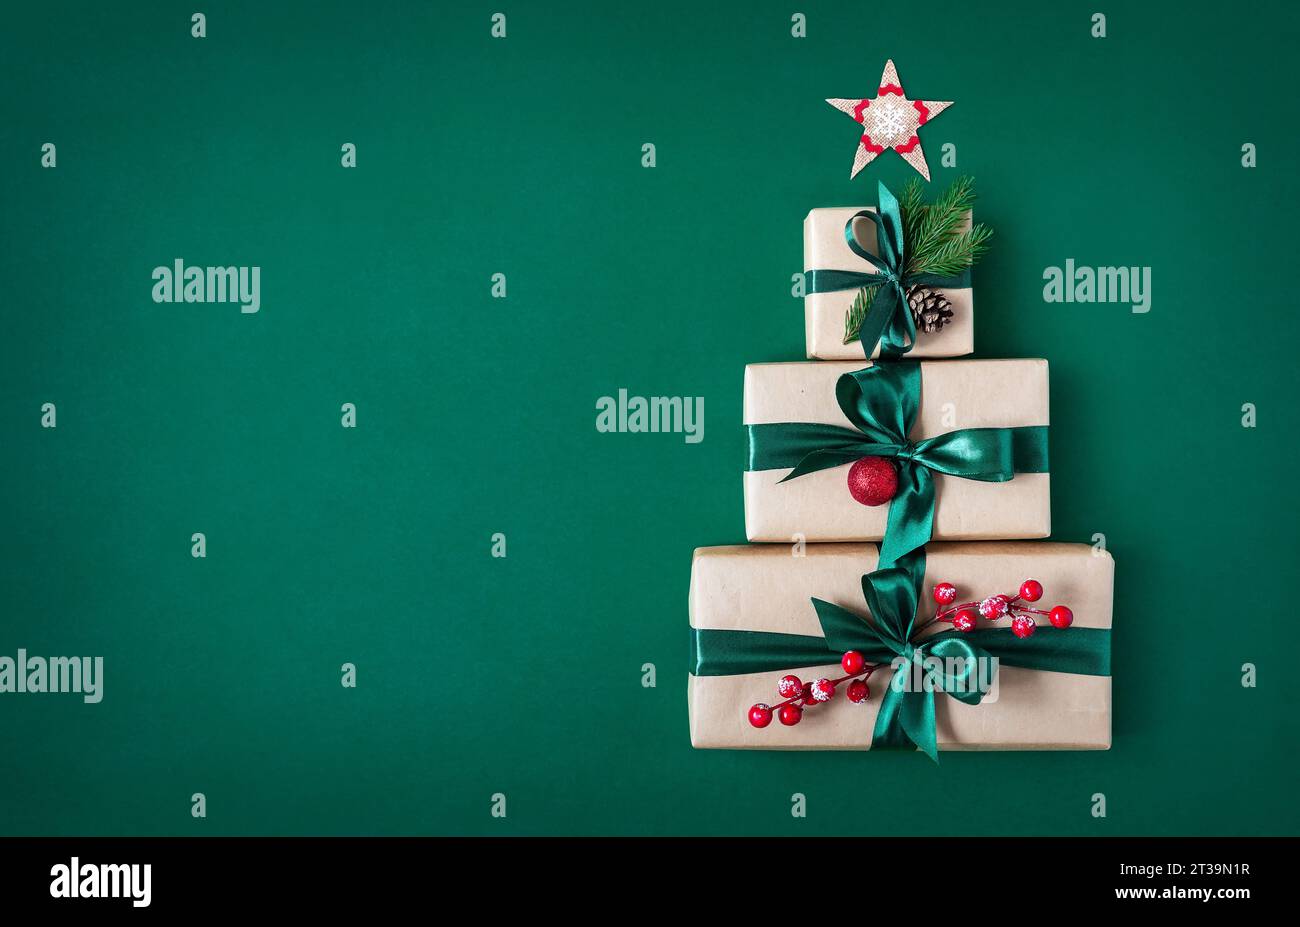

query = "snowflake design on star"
(870, 95), (913, 143)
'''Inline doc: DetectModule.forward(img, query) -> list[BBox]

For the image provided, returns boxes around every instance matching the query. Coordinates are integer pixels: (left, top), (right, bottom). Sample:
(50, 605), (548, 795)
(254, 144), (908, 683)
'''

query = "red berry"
(846, 679), (870, 703)
(1049, 605), (1074, 628)
(779, 703), (803, 726)
(748, 704), (773, 728)
(809, 678), (835, 702)
(933, 582), (957, 605)
(1019, 579), (1043, 602)
(1011, 615), (1036, 638)
(953, 609), (978, 633)
(777, 674), (803, 699)
(979, 594), (1010, 619)
(841, 650), (866, 675)
(847, 456), (899, 507)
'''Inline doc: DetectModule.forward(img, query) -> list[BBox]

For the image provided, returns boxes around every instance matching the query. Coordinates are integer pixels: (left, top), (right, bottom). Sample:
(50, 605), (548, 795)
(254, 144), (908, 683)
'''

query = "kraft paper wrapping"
(805, 206), (975, 360)
(688, 542), (1113, 751)
(743, 359), (1050, 543)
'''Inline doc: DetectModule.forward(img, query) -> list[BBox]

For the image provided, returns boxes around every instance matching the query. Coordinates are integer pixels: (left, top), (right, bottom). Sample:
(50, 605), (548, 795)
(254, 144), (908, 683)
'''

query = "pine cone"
(907, 285), (954, 334)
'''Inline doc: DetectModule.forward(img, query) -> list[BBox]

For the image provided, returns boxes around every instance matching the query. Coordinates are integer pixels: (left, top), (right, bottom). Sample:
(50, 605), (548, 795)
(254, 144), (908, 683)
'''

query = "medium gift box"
(743, 359), (1050, 557)
(804, 204), (974, 360)
(688, 541), (1113, 753)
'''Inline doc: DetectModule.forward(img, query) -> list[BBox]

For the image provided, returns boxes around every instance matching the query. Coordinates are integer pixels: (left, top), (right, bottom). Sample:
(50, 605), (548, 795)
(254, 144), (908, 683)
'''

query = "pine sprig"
(905, 175), (980, 275)
(842, 284), (879, 345)
(898, 178), (926, 251)
(913, 223), (992, 277)
(840, 176), (991, 344)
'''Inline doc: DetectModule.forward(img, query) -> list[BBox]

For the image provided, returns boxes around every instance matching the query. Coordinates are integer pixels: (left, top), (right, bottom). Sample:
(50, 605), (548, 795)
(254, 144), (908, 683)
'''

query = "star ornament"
(827, 59), (952, 181)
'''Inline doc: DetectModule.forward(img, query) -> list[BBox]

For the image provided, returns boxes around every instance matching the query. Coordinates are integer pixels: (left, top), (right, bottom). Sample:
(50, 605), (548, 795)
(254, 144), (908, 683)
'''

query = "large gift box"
(688, 541), (1113, 752)
(744, 359), (1050, 550)
(805, 206), (974, 360)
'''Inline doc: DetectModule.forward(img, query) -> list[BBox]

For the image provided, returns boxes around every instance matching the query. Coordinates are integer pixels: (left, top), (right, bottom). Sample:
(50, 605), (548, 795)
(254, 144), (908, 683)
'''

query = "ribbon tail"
(899, 685), (939, 763)
(857, 285), (906, 360)
(780, 447), (883, 482)
(870, 673), (913, 750)
(872, 670), (938, 762)
(878, 465), (934, 568)
(878, 283), (917, 358)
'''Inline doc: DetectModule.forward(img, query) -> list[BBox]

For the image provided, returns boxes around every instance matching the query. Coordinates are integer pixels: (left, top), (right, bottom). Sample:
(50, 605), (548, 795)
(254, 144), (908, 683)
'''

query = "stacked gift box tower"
(688, 184), (1114, 756)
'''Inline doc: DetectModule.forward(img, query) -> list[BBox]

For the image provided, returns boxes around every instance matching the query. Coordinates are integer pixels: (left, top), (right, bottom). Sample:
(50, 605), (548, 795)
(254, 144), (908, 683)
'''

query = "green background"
(2, 0), (1297, 836)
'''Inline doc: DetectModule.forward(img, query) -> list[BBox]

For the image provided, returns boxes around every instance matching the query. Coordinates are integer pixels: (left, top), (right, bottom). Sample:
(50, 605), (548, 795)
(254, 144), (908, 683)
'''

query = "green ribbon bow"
(805, 180), (970, 358)
(746, 360), (1048, 567)
(689, 549), (1111, 761)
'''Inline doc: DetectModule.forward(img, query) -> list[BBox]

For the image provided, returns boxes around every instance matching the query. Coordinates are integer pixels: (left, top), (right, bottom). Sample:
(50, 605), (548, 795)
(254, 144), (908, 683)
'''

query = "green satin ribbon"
(746, 360), (1048, 567)
(805, 180), (970, 358)
(689, 549), (1110, 761)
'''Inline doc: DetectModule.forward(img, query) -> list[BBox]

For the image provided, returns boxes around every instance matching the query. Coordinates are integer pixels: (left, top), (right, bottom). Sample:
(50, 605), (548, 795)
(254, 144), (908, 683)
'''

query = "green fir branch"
(905, 175), (978, 275)
(912, 223), (993, 277)
(842, 284), (879, 345)
(898, 177), (926, 249)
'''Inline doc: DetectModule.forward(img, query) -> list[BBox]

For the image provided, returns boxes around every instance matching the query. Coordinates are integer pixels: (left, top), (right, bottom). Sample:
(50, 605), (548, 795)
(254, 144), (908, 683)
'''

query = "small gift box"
(743, 359), (1050, 557)
(688, 541), (1114, 753)
(804, 205), (975, 360)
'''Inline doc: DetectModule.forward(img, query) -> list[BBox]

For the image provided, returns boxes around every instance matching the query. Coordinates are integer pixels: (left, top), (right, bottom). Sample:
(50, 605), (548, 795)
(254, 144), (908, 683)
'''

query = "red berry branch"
(748, 650), (876, 728)
(930, 577), (1072, 639)
(746, 578), (1075, 729)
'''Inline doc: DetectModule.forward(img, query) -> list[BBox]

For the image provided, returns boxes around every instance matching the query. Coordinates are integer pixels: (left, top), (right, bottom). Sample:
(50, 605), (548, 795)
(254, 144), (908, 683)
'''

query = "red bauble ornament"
(779, 703), (803, 726)
(1049, 605), (1074, 628)
(847, 456), (898, 506)
(1011, 615), (1036, 638)
(846, 679), (870, 703)
(933, 582), (957, 605)
(810, 678), (836, 702)
(841, 650), (866, 676)
(748, 704), (773, 728)
(777, 674), (803, 699)
(953, 609), (978, 633)
(1019, 579), (1043, 602)
(979, 594), (1010, 619)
